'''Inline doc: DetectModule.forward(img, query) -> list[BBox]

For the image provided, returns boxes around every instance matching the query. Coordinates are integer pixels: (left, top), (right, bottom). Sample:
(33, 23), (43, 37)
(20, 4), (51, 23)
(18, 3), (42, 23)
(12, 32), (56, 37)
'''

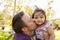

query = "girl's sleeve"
(46, 22), (52, 28)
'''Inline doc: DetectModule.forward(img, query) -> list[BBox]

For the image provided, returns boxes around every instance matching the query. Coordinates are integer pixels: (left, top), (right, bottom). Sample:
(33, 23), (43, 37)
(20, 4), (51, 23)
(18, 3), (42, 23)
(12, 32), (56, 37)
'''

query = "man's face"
(22, 14), (36, 31)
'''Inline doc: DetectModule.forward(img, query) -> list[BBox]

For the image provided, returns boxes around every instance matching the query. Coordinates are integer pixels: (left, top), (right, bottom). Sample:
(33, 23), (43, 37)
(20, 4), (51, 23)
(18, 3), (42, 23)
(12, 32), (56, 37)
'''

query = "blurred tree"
(0, 0), (13, 28)
(13, 0), (16, 16)
(0, 12), (3, 20)
(24, 6), (32, 16)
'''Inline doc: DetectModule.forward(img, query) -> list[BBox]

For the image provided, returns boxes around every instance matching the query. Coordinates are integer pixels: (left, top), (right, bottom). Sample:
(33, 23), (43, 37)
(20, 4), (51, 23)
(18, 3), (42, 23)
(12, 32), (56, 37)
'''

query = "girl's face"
(34, 12), (45, 25)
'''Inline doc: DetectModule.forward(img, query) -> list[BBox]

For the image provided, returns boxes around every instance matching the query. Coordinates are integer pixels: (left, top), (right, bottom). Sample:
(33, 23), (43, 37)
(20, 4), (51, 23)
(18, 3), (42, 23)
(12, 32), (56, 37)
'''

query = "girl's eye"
(40, 17), (43, 18)
(35, 17), (38, 19)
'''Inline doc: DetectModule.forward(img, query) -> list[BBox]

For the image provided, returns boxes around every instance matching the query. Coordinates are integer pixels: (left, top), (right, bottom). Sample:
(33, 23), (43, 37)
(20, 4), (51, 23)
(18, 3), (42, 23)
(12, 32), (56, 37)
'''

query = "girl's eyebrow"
(34, 14), (38, 17)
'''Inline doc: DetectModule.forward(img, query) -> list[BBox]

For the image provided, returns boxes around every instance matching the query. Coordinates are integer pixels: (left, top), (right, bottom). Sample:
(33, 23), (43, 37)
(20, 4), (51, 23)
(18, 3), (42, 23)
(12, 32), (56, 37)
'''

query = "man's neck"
(24, 30), (34, 36)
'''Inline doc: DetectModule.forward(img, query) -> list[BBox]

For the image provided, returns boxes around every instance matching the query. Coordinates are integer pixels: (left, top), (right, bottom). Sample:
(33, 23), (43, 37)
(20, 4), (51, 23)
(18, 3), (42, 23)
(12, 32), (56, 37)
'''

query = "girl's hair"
(32, 8), (46, 20)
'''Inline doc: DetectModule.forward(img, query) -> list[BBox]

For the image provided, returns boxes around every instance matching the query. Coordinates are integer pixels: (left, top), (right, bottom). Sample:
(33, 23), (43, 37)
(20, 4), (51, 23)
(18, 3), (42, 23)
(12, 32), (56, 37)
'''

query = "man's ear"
(22, 27), (28, 32)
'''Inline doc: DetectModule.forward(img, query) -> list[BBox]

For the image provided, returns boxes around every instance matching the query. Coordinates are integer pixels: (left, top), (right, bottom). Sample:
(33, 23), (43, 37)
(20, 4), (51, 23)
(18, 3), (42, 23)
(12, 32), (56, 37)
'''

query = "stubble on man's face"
(22, 14), (36, 31)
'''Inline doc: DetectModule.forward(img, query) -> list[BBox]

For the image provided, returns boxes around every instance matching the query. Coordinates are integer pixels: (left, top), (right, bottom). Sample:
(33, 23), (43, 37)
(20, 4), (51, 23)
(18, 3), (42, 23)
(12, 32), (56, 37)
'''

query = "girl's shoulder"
(45, 21), (51, 27)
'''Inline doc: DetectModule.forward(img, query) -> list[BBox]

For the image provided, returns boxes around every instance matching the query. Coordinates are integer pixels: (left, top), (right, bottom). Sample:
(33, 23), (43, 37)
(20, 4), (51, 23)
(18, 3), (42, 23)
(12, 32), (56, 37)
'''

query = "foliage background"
(0, 0), (60, 40)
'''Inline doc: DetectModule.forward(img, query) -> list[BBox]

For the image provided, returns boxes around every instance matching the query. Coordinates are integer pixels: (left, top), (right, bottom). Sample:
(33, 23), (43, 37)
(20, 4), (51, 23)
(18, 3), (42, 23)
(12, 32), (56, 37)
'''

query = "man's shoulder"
(14, 33), (30, 40)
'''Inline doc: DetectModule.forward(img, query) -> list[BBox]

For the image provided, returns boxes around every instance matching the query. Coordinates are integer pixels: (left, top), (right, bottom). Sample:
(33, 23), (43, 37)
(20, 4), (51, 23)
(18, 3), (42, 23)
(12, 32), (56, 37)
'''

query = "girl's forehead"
(34, 12), (44, 16)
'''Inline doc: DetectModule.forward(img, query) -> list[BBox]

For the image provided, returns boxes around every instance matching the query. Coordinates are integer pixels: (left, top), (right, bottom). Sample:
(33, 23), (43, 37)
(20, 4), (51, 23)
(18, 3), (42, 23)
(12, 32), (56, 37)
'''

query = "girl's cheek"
(34, 19), (37, 22)
(35, 20), (38, 24)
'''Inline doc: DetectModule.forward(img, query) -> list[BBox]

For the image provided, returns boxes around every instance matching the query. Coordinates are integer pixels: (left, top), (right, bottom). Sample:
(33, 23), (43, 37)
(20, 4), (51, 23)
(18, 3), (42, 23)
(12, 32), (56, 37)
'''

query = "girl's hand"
(44, 31), (49, 40)
(47, 25), (55, 40)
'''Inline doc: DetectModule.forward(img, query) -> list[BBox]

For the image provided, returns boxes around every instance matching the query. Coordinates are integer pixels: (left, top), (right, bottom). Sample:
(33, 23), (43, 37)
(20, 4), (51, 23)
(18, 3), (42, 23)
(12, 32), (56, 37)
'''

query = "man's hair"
(12, 12), (26, 33)
(32, 9), (46, 19)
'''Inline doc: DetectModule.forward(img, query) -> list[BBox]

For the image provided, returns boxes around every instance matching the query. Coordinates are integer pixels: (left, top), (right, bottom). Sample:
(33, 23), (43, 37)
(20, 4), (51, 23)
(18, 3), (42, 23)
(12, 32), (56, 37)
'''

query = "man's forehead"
(25, 14), (30, 17)
(22, 14), (30, 20)
(21, 14), (31, 24)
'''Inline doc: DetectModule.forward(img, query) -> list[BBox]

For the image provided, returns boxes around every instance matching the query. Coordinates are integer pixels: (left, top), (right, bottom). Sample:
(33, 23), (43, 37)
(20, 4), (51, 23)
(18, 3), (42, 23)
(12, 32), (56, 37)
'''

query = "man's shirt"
(14, 33), (31, 40)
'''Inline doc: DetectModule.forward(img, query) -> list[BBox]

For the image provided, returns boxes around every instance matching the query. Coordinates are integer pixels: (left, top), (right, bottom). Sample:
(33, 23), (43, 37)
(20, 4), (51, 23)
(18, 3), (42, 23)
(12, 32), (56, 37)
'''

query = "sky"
(0, 0), (60, 20)
(51, 0), (60, 19)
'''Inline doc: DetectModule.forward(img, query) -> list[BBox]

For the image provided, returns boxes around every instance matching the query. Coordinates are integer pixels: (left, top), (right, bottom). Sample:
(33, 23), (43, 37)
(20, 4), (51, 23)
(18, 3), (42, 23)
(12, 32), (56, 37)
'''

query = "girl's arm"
(47, 25), (55, 40)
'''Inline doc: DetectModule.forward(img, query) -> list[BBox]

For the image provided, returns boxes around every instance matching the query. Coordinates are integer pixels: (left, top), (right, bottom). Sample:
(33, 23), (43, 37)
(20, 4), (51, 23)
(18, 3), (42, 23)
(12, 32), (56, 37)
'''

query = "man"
(12, 11), (37, 40)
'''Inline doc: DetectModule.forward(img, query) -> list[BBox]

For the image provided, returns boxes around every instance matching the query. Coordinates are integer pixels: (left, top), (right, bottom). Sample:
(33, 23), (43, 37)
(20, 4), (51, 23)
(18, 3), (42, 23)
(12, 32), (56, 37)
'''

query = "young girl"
(32, 9), (55, 40)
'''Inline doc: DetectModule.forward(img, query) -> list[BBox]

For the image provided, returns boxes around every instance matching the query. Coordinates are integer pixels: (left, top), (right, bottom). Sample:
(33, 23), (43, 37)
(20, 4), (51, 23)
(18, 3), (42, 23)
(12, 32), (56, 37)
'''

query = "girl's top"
(36, 21), (51, 40)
